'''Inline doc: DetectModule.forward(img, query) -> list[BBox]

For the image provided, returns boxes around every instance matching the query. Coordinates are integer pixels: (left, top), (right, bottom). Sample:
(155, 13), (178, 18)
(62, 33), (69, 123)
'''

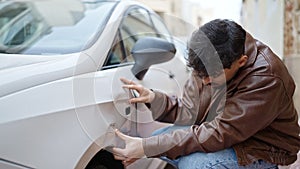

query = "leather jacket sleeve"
(149, 72), (212, 125)
(143, 74), (289, 159)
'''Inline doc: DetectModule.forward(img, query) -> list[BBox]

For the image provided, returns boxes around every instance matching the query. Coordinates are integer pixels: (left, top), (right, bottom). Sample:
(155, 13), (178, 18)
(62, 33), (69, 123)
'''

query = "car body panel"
(0, 0), (190, 168)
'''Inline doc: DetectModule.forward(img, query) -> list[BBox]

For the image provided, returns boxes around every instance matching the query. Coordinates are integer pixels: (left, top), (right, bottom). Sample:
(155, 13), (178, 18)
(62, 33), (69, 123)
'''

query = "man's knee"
(177, 148), (237, 169)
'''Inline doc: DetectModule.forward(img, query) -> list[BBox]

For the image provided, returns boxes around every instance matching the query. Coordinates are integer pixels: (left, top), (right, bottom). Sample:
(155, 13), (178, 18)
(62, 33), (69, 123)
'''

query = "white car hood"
(0, 54), (62, 70)
(0, 52), (98, 98)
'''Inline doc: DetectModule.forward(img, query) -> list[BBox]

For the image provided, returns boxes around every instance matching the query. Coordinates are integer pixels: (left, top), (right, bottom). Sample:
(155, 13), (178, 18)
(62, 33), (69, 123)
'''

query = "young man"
(112, 19), (300, 168)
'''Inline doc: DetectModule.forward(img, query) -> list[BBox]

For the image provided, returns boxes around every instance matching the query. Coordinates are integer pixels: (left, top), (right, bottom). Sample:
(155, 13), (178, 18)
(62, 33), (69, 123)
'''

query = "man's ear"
(238, 55), (248, 68)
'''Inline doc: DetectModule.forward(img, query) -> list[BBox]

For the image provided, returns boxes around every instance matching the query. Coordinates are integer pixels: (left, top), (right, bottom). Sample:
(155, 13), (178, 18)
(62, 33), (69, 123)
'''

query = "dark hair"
(187, 19), (246, 78)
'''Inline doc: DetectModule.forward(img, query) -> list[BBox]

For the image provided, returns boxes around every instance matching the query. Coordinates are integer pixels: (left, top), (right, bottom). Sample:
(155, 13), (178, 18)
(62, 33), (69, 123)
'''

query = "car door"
(97, 7), (164, 136)
(92, 5), (190, 136)
(75, 5), (166, 150)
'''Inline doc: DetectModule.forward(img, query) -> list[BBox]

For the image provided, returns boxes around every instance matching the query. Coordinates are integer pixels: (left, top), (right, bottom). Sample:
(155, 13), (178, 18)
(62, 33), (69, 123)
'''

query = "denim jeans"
(152, 125), (278, 169)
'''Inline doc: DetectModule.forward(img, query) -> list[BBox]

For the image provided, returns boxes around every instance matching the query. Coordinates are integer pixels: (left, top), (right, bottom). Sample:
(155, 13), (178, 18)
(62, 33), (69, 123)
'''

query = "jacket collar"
(243, 33), (258, 69)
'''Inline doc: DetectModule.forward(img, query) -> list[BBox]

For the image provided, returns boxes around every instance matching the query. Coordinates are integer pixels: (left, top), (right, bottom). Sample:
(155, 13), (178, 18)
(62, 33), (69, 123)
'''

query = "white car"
(0, 0), (189, 169)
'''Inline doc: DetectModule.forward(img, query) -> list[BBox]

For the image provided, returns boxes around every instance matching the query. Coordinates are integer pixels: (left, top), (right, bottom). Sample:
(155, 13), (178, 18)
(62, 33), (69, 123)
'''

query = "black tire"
(85, 150), (124, 169)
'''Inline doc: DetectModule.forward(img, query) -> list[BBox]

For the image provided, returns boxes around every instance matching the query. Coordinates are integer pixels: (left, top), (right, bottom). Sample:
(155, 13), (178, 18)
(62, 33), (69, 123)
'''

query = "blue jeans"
(152, 125), (278, 169)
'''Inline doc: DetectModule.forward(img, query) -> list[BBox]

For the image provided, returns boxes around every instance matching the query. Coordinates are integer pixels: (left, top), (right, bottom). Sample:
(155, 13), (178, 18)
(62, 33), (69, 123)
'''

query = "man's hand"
(112, 129), (145, 167)
(120, 78), (155, 104)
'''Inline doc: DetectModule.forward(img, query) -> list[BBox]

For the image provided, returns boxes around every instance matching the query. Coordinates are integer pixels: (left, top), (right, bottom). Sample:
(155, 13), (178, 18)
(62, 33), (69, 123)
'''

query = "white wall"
(181, 0), (242, 25)
(241, 0), (284, 58)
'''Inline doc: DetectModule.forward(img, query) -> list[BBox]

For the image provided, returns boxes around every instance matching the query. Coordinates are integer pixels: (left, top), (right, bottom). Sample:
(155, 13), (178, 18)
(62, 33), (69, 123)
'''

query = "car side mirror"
(131, 37), (176, 80)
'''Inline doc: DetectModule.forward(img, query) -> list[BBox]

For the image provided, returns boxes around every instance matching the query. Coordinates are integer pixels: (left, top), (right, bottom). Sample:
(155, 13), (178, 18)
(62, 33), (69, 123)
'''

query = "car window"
(103, 7), (158, 69)
(150, 13), (172, 42)
(120, 8), (158, 60)
(102, 31), (127, 68)
(0, 1), (117, 55)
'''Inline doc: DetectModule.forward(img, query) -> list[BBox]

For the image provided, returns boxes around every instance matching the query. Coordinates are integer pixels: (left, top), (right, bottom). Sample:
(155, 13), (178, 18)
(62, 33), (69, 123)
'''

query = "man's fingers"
(115, 129), (131, 141)
(126, 158), (139, 163)
(112, 147), (126, 157)
(113, 148), (139, 164)
(120, 78), (136, 85)
(114, 154), (126, 161)
(129, 95), (151, 103)
(123, 161), (131, 167)
(113, 154), (138, 167)
(123, 158), (139, 167)
(122, 84), (141, 92)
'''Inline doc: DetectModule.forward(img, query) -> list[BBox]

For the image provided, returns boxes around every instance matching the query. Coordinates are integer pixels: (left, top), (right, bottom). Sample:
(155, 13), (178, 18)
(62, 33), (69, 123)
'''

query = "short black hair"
(187, 19), (246, 78)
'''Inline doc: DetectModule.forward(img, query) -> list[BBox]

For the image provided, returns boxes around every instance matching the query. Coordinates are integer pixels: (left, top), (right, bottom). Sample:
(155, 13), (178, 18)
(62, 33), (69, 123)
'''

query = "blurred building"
(242, 0), (284, 58)
(136, 0), (198, 39)
(136, 0), (241, 38)
(284, 0), (300, 57)
(242, 0), (300, 127)
(282, 0), (300, 126)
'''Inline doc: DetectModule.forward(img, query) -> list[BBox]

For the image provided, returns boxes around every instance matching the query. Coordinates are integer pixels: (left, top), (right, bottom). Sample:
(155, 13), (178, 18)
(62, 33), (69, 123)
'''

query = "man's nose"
(202, 77), (212, 85)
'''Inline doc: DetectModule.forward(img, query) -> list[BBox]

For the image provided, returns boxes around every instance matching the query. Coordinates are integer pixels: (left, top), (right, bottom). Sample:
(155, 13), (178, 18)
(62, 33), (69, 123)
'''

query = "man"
(112, 19), (300, 168)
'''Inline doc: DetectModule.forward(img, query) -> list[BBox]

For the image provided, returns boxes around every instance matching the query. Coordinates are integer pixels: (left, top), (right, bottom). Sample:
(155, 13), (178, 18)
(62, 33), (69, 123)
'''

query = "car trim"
(101, 61), (134, 70)
(0, 158), (34, 169)
(79, 1), (120, 52)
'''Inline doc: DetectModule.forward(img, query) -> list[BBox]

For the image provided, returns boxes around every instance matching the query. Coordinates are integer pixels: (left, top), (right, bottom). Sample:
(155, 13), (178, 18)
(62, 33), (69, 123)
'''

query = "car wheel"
(85, 150), (124, 169)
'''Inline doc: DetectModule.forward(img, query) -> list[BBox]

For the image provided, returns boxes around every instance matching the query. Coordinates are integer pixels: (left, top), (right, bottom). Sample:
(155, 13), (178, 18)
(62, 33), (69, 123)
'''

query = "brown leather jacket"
(143, 33), (300, 166)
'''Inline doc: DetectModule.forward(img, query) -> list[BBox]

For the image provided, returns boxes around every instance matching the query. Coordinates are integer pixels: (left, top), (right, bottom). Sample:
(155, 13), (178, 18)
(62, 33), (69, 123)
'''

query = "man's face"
(201, 55), (248, 86)
(201, 67), (238, 86)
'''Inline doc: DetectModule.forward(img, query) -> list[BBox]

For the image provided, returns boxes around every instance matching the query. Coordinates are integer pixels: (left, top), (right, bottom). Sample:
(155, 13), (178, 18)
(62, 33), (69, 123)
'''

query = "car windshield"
(0, 0), (117, 55)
